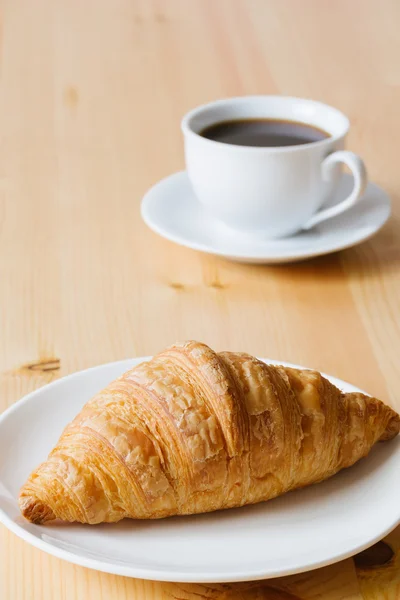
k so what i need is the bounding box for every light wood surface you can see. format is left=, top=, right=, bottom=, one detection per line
left=1, top=0, right=400, bottom=598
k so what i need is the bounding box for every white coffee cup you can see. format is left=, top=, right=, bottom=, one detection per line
left=181, top=96, right=367, bottom=239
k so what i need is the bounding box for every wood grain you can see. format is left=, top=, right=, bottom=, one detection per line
left=1, top=0, right=400, bottom=597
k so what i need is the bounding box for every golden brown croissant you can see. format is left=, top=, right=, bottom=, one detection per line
left=19, top=341, right=400, bottom=525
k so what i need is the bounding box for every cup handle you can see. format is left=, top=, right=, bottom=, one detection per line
left=302, top=150, right=368, bottom=230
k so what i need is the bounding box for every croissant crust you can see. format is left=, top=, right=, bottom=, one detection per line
left=19, top=341, right=400, bottom=524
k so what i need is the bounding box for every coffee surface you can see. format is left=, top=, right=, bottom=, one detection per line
left=200, top=118, right=329, bottom=147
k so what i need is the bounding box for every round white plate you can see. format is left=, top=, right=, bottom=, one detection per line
left=141, top=171, right=391, bottom=264
left=0, top=358, right=399, bottom=583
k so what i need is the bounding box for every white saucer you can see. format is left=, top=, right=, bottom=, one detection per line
left=0, top=357, right=399, bottom=582
left=141, top=172, right=391, bottom=264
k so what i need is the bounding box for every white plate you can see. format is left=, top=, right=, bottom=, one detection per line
left=0, top=358, right=399, bottom=583
left=141, top=172, right=391, bottom=264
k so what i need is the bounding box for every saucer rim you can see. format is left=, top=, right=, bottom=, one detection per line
left=141, top=171, right=391, bottom=264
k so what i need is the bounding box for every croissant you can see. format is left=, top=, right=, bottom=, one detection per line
left=19, top=341, right=400, bottom=525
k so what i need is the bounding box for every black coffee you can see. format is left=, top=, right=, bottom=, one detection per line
left=200, top=118, right=329, bottom=147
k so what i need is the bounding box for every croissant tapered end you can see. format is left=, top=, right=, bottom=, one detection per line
left=380, top=409, right=400, bottom=441
left=19, top=494, right=55, bottom=525
left=19, top=450, right=131, bottom=525
left=344, top=391, right=400, bottom=442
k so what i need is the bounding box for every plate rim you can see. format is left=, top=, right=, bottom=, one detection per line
left=1, top=356, right=399, bottom=583
left=141, top=170, right=391, bottom=264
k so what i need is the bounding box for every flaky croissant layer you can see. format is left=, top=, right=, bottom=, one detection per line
left=20, top=341, right=400, bottom=524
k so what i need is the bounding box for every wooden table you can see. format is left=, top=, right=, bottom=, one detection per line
left=1, top=0, right=400, bottom=597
